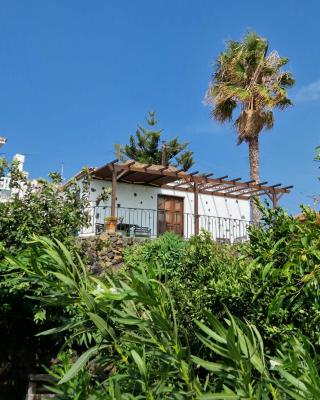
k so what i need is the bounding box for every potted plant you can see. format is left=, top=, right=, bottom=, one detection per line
left=105, top=216, right=118, bottom=233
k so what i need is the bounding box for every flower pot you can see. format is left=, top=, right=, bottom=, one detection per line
left=105, top=217, right=117, bottom=233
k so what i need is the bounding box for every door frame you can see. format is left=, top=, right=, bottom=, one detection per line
left=157, top=194, right=184, bottom=237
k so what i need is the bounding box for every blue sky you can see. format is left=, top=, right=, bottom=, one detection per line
left=0, top=0, right=319, bottom=214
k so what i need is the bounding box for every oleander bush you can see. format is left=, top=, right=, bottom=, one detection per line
left=1, top=202, right=320, bottom=398
left=0, top=158, right=94, bottom=398
left=3, top=230, right=320, bottom=399
left=126, top=206, right=320, bottom=355
left=123, top=231, right=187, bottom=279
left=168, top=232, right=250, bottom=335
left=246, top=205, right=320, bottom=350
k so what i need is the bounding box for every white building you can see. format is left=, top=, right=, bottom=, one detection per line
left=0, top=154, right=28, bottom=202
left=72, top=160, right=292, bottom=242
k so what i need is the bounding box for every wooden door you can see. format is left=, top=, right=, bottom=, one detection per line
left=157, top=195, right=184, bottom=236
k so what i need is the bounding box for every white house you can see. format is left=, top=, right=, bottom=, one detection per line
left=72, top=159, right=292, bottom=242
left=0, top=153, right=29, bottom=202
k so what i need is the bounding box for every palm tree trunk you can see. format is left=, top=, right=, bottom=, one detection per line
left=248, top=136, right=261, bottom=225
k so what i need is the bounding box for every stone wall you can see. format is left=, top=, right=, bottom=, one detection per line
left=80, top=233, right=143, bottom=275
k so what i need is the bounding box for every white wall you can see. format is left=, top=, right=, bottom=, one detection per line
left=80, top=178, right=251, bottom=240
left=86, top=179, right=250, bottom=218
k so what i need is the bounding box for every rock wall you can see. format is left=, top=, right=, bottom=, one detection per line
left=80, top=233, right=139, bottom=275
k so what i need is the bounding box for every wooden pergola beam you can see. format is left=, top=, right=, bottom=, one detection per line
left=272, top=191, right=278, bottom=208
left=104, top=162, right=291, bottom=193
left=234, top=181, right=269, bottom=197
left=116, top=161, right=136, bottom=180
left=101, top=162, right=186, bottom=180
left=145, top=175, right=168, bottom=185
left=161, top=184, right=249, bottom=200
left=93, top=161, right=292, bottom=203
left=111, top=167, right=117, bottom=217
left=194, top=179, right=199, bottom=235
left=171, top=179, right=193, bottom=189
left=210, top=185, right=235, bottom=194
left=245, top=190, right=267, bottom=198
left=198, top=173, right=214, bottom=188
left=201, top=176, right=229, bottom=190
left=221, top=180, right=256, bottom=195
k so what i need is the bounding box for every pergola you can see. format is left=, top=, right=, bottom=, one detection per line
left=92, top=159, right=293, bottom=234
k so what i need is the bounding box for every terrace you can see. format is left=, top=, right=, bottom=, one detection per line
left=80, top=160, right=293, bottom=242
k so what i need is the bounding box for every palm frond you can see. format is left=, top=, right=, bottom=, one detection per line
left=211, top=99, right=237, bottom=123
left=206, top=31, right=294, bottom=141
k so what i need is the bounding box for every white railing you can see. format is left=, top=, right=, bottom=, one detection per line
left=80, top=205, right=251, bottom=243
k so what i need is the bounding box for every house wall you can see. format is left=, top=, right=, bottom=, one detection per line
left=80, top=178, right=251, bottom=241
left=87, top=179, right=250, bottom=218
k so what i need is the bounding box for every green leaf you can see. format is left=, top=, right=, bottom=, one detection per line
left=36, top=320, right=85, bottom=336
left=262, top=261, right=274, bottom=281
left=51, top=272, right=77, bottom=288
left=88, top=312, right=115, bottom=338
left=131, top=350, right=147, bottom=379
left=58, top=345, right=106, bottom=384
left=191, top=356, right=230, bottom=372
left=199, top=393, right=239, bottom=399
left=195, top=319, right=227, bottom=344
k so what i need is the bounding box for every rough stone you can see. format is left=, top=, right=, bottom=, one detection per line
left=80, top=232, right=126, bottom=275
left=88, top=262, right=103, bottom=275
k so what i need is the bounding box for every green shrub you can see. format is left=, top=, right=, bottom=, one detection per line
left=0, top=160, right=93, bottom=255
left=5, top=236, right=320, bottom=399
left=168, top=232, right=252, bottom=350
left=124, top=208, right=320, bottom=357
left=246, top=205, right=320, bottom=349
left=44, top=351, right=105, bottom=400
left=124, top=231, right=187, bottom=279
left=0, top=159, right=95, bottom=398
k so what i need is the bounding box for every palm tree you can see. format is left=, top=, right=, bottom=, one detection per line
left=205, top=32, right=295, bottom=223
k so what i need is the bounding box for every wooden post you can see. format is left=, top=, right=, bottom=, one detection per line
left=272, top=191, right=278, bottom=209
left=111, top=167, right=117, bottom=217
left=194, top=179, right=199, bottom=235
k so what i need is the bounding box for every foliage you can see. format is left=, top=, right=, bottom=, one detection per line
left=4, top=236, right=200, bottom=398
left=123, top=231, right=187, bottom=279
left=44, top=351, right=105, bottom=400
left=193, top=312, right=320, bottom=399
left=315, top=146, right=320, bottom=163
left=0, top=158, right=92, bottom=254
left=1, top=156, right=320, bottom=398
left=169, top=232, right=251, bottom=345
left=205, top=31, right=295, bottom=144
left=205, top=31, right=295, bottom=222
left=116, top=111, right=194, bottom=171
left=126, top=208, right=320, bottom=356
left=245, top=205, right=320, bottom=348
left=4, top=235, right=320, bottom=399
left=0, top=158, right=98, bottom=399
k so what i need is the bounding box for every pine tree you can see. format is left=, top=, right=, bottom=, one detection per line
left=115, top=112, right=194, bottom=171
